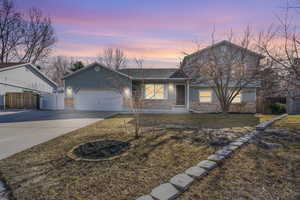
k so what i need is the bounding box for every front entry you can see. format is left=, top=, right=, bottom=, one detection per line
left=176, top=85, right=186, bottom=105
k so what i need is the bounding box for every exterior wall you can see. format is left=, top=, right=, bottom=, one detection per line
left=0, top=66, right=55, bottom=94
left=182, top=43, right=261, bottom=80
left=0, top=66, right=55, bottom=108
left=64, top=64, right=132, bottom=110
left=133, top=81, right=186, bottom=110
left=189, top=87, right=257, bottom=113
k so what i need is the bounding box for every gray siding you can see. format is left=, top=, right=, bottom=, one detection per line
left=64, top=64, right=132, bottom=93
left=287, top=97, right=300, bottom=114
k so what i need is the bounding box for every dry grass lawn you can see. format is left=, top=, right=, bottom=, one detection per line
left=181, top=115, right=300, bottom=200
left=0, top=114, right=259, bottom=200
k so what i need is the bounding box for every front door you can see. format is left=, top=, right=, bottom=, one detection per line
left=176, top=85, right=186, bottom=105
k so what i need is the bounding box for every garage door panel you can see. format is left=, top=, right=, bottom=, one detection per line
left=74, top=90, right=123, bottom=111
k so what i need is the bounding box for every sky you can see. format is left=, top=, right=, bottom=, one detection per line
left=14, top=0, right=298, bottom=68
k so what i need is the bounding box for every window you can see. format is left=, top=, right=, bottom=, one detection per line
left=199, top=90, right=212, bottom=103
left=232, top=92, right=242, bottom=103
left=144, top=84, right=165, bottom=99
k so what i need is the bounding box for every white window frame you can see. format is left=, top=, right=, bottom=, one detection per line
left=199, top=90, right=212, bottom=103
left=232, top=91, right=242, bottom=103
left=144, top=84, right=166, bottom=100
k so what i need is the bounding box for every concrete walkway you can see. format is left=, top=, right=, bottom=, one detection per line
left=0, top=110, right=115, bottom=160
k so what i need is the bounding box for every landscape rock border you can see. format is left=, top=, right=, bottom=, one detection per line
left=136, top=114, right=288, bottom=200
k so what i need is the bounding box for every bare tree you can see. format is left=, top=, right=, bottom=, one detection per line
left=0, top=0, right=23, bottom=63
left=18, top=8, right=56, bottom=63
left=0, top=0, right=56, bottom=64
left=130, top=58, right=145, bottom=138
left=98, top=48, right=127, bottom=70
left=182, top=28, right=263, bottom=113
left=257, top=4, right=300, bottom=99
left=46, top=56, right=71, bottom=87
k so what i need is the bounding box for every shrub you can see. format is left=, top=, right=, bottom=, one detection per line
left=270, top=103, right=286, bottom=114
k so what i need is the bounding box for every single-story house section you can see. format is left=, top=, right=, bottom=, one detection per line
left=0, top=63, right=57, bottom=109
left=63, top=41, right=262, bottom=113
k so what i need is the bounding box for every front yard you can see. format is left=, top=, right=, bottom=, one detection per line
left=0, top=114, right=259, bottom=200
left=181, top=114, right=300, bottom=200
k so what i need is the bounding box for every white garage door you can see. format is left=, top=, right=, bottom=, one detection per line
left=74, top=90, right=123, bottom=111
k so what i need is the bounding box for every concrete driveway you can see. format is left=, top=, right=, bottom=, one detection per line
left=0, top=110, right=115, bottom=160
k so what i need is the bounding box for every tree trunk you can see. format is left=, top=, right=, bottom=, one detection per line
left=220, top=102, right=230, bottom=114
left=134, top=114, right=140, bottom=139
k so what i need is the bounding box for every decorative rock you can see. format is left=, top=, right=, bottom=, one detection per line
left=224, top=145, right=239, bottom=151
left=215, top=149, right=232, bottom=157
left=185, top=166, right=207, bottom=178
left=236, top=138, right=248, bottom=143
left=151, top=183, right=178, bottom=200
left=230, top=141, right=244, bottom=146
left=207, top=154, right=225, bottom=162
left=197, top=160, right=217, bottom=170
left=169, top=173, right=194, bottom=191
left=136, top=195, right=154, bottom=200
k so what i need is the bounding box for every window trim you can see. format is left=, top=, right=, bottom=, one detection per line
left=144, top=84, right=166, bottom=100
left=199, top=90, right=212, bottom=103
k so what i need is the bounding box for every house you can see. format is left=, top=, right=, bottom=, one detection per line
left=63, top=40, right=263, bottom=113
left=287, top=78, right=300, bottom=114
left=0, top=63, right=57, bottom=109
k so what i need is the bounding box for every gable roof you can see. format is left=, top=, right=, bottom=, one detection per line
left=118, top=68, right=188, bottom=79
left=64, top=62, right=188, bottom=80
left=63, top=62, right=132, bottom=79
left=183, top=40, right=264, bottom=63
left=0, top=63, right=57, bottom=88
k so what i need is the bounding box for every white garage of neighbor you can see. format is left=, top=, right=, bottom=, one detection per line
left=74, top=89, right=123, bottom=111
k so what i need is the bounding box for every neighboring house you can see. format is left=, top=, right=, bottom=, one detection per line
left=0, top=63, right=57, bottom=109
left=63, top=40, right=263, bottom=113
left=287, top=78, right=300, bottom=114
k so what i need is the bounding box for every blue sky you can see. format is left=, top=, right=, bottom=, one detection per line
left=14, top=0, right=297, bottom=67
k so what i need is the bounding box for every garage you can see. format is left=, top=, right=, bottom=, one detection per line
left=74, top=90, right=123, bottom=111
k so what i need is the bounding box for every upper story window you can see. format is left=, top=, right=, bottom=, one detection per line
left=144, top=84, right=165, bottom=99
left=232, top=92, right=242, bottom=103
left=199, top=90, right=212, bottom=103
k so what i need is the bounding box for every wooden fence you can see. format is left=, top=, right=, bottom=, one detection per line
left=5, top=92, right=39, bottom=109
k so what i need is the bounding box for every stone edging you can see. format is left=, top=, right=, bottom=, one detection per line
left=136, top=114, right=288, bottom=200
left=256, top=114, right=288, bottom=131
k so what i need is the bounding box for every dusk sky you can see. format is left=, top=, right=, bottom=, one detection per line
left=14, top=0, right=297, bottom=67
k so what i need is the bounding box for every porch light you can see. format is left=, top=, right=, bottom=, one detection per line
left=169, top=83, right=174, bottom=91
left=124, top=88, right=131, bottom=97
left=66, top=87, right=73, bottom=97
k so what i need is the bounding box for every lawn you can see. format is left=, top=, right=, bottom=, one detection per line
left=181, top=114, right=300, bottom=200
left=0, top=114, right=259, bottom=200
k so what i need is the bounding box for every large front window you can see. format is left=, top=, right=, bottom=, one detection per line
left=144, top=84, right=165, bottom=99
left=199, top=90, right=212, bottom=103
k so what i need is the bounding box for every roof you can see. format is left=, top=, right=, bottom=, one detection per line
left=118, top=68, right=188, bottom=79
left=63, top=62, right=189, bottom=80
left=183, top=40, right=264, bottom=63
left=0, top=62, right=57, bottom=88
left=63, top=62, right=132, bottom=79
